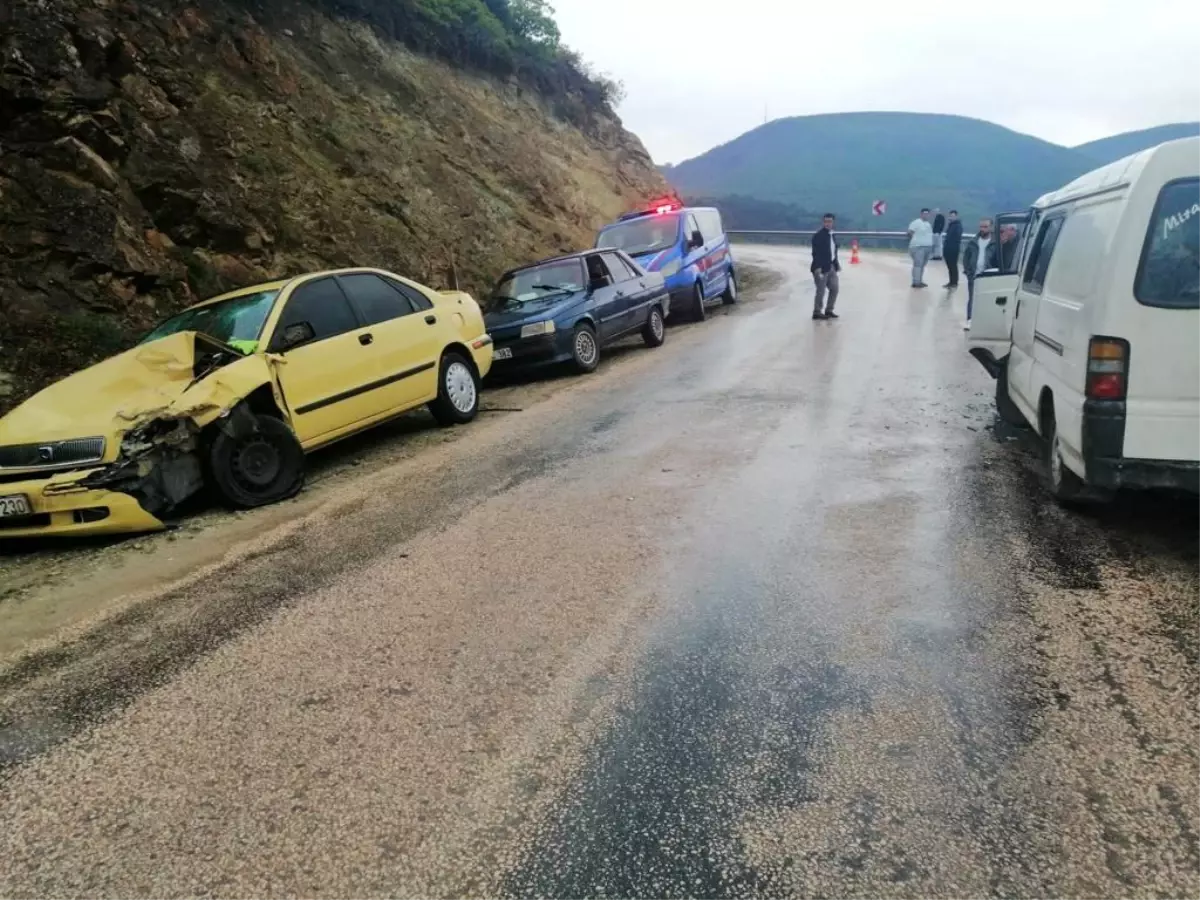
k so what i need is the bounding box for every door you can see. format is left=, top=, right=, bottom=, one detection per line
left=584, top=253, right=623, bottom=341
left=1123, top=176, right=1200, bottom=461
left=700, top=209, right=729, bottom=297
left=601, top=251, right=644, bottom=335
left=683, top=212, right=710, bottom=297
left=968, top=211, right=1032, bottom=373
left=268, top=276, right=375, bottom=446
left=338, top=272, right=442, bottom=411
left=1010, top=212, right=1067, bottom=412
left=966, top=274, right=1018, bottom=368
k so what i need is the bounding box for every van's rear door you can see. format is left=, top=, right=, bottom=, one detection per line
left=1121, top=176, right=1200, bottom=462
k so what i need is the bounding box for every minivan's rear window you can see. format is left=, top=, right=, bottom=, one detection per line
left=1135, top=177, right=1200, bottom=309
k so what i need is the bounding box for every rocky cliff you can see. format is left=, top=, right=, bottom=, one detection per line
left=0, top=0, right=665, bottom=411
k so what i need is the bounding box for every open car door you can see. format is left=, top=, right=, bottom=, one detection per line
left=967, top=209, right=1033, bottom=377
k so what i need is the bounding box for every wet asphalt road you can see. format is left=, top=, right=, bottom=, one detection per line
left=1, top=248, right=1197, bottom=898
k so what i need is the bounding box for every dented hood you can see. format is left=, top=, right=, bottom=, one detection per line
left=0, top=332, right=272, bottom=450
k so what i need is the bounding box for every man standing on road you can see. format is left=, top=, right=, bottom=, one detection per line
left=960, top=217, right=992, bottom=328
left=810, top=212, right=841, bottom=319
left=942, top=210, right=963, bottom=288
left=907, top=208, right=934, bottom=288
left=932, top=209, right=946, bottom=260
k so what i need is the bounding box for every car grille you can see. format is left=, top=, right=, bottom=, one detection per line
left=0, top=437, right=106, bottom=470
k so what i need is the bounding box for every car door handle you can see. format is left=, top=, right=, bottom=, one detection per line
left=359, top=333, right=374, bottom=346
left=996, top=296, right=1007, bottom=306
left=424, top=314, right=437, bottom=325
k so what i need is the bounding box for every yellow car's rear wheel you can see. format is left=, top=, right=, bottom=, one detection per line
left=429, top=351, right=480, bottom=426
left=209, top=413, right=305, bottom=508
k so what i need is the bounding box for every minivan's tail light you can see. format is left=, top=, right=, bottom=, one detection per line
left=1086, top=337, right=1129, bottom=400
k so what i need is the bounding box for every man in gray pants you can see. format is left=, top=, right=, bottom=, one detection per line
left=810, top=213, right=841, bottom=319
left=906, top=207, right=934, bottom=288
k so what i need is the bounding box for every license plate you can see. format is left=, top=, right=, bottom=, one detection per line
left=0, top=494, right=32, bottom=518
left=493, top=346, right=513, bottom=360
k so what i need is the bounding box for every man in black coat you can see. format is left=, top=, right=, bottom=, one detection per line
left=942, top=210, right=963, bottom=288
left=810, top=213, right=841, bottom=319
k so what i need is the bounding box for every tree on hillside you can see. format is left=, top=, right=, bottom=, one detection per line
left=509, top=0, right=560, bottom=46
left=309, top=0, right=611, bottom=118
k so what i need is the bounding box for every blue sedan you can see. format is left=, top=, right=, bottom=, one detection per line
left=484, top=249, right=669, bottom=375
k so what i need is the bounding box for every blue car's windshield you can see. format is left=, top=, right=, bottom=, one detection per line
left=492, top=260, right=585, bottom=308
left=597, top=214, right=680, bottom=255
left=142, top=290, right=279, bottom=350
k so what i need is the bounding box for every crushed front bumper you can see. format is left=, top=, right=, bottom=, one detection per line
left=0, top=468, right=165, bottom=538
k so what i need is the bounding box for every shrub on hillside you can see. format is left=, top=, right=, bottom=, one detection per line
left=317, top=0, right=615, bottom=119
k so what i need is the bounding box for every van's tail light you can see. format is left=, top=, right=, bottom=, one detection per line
left=1086, top=337, right=1129, bottom=400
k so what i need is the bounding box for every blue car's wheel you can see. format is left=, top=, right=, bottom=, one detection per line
left=642, top=305, right=665, bottom=348
left=692, top=282, right=707, bottom=322
left=571, top=322, right=600, bottom=374
left=722, top=269, right=738, bottom=305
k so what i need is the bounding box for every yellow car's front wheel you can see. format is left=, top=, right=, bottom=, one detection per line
left=209, top=413, right=306, bottom=508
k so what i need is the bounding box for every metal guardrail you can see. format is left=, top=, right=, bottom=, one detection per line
left=727, top=230, right=910, bottom=238
left=724, top=230, right=912, bottom=248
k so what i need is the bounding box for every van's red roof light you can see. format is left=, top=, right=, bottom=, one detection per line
left=654, top=204, right=675, bottom=214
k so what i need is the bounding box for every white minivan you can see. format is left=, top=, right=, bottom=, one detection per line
left=968, top=137, right=1199, bottom=502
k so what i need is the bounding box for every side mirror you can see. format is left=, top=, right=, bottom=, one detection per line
left=689, top=230, right=704, bottom=250
left=279, top=321, right=315, bottom=350
left=588, top=278, right=607, bottom=292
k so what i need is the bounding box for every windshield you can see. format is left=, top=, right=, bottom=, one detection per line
left=597, top=214, right=680, bottom=255
left=492, top=260, right=586, bottom=308
left=141, top=290, right=279, bottom=349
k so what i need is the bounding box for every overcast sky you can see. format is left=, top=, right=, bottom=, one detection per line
left=552, top=0, right=1200, bottom=164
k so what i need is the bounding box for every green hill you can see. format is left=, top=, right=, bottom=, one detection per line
left=1073, top=123, right=1199, bottom=165
left=664, top=112, right=1192, bottom=229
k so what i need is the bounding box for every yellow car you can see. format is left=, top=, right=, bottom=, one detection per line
left=0, top=268, right=494, bottom=538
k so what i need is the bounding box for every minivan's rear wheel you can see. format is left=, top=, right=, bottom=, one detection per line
left=1042, top=408, right=1089, bottom=503
left=692, top=283, right=707, bottom=322
left=209, top=414, right=305, bottom=509
left=722, top=270, right=738, bottom=305
left=995, top=364, right=1027, bottom=427
left=642, top=305, right=666, bottom=348
left=571, top=322, right=600, bottom=373
left=429, top=351, right=480, bottom=425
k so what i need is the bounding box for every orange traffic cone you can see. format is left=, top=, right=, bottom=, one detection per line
left=850, top=239, right=861, bottom=265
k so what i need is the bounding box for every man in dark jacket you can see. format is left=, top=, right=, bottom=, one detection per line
left=932, top=209, right=946, bottom=259
left=810, top=213, right=841, bottom=320
left=942, top=210, right=963, bottom=288
left=961, top=218, right=993, bottom=327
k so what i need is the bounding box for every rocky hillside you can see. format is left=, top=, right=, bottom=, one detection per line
left=0, top=0, right=664, bottom=412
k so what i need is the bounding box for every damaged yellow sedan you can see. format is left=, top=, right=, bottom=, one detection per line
left=0, top=268, right=494, bottom=538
